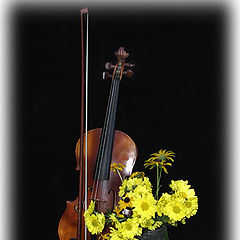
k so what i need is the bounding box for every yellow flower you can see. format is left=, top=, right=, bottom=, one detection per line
left=98, top=233, right=110, bottom=240
left=132, top=192, right=157, bottom=220
left=153, top=221, right=163, bottom=229
left=113, top=205, right=124, bottom=218
left=163, top=198, right=186, bottom=222
left=181, top=218, right=186, bottom=224
left=109, top=227, right=124, bottom=240
left=140, top=218, right=154, bottom=229
left=142, top=177, right=152, bottom=191
left=119, top=177, right=143, bottom=197
left=141, top=218, right=163, bottom=230
left=119, top=176, right=153, bottom=198
left=128, top=185, right=151, bottom=199
left=85, top=212, right=105, bottom=235
left=184, top=196, right=198, bottom=218
left=144, top=149, right=175, bottom=173
left=157, top=193, right=172, bottom=217
left=129, top=172, right=145, bottom=179
left=109, top=213, right=119, bottom=223
left=110, top=163, right=126, bottom=173
left=84, top=200, right=95, bottom=217
left=118, top=196, right=133, bottom=209
left=169, top=180, right=195, bottom=199
left=119, top=218, right=142, bottom=239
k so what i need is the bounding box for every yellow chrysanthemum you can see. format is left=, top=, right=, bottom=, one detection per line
left=132, top=193, right=157, bottom=220
left=119, top=218, right=142, bottom=239
left=84, top=200, right=95, bottom=217
left=141, top=218, right=162, bottom=230
left=111, top=163, right=126, bottom=173
left=119, top=180, right=128, bottom=197
left=169, top=180, right=195, bottom=199
left=109, top=227, right=124, bottom=240
left=141, top=218, right=163, bottom=230
left=119, top=177, right=143, bottom=197
left=184, top=196, right=198, bottom=218
left=142, top=177, right=152, bottom=191
left=163, top=198, right=186, bottom=222
left=109, top=213, right=121, bottom=227
left=144, top=149, right=175, bottom=173
left=140, top=218, right=154, bottom=229
left=128, top=185, right=151, bottom=199
left=181, top=218, right=186, bottom=224
left=153, top=221, right=163, bottom=229
left=157, top=193, right=172, bottom=217
left=85, top=212, right=105, bottom=235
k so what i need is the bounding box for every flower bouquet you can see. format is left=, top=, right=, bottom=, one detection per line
left=84, top=149, right=198, bottom=240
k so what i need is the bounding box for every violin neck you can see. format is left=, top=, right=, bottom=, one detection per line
left=94, top=65, right=122, bottom=180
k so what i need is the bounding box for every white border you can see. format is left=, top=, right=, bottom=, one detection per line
left=0, top=1, right=239, bottom=240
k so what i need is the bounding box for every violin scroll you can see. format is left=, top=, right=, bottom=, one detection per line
left=103, top=47, right=135, bottom=81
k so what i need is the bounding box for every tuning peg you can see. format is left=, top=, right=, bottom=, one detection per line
left=123, top=70, right=134, bottom=78
left=124, top=63, right=135, bottom=68
left=105, top=62, right=115, bottom=70
left=103, top=71, right=112, bottom=80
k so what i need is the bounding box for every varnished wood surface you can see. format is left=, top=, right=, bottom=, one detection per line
left=58, top=128, right=137, bottom=240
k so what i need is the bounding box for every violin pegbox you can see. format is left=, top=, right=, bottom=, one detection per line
left=103, top=47, right=135, bottom=80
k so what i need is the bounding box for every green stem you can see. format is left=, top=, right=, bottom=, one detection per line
left=156, top=166, right=159, bottom=199
left=163, top=225, right=169, bottom=240
left=159, top=167, right=162, bottom=189
left=116, top=169, right=123, bottom=183
left=155, top=166, right=163, bottom=200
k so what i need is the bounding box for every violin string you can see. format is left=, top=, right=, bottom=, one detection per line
left=94, top=80, right=118, bottom=201
left=92, top=71, right=118, bottom=199
left=93, top=68, right=120, bottom=200
left=84, top=11, right=89, bottom=240
left=92, top=76, right=117, bottom=200
left=94, top=71, right=118, bottom=180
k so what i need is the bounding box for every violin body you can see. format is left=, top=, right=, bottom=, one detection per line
left=58, top=128, right=137, bottom=240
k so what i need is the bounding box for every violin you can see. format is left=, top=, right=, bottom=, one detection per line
left=58, top=9, right=137, bottom=240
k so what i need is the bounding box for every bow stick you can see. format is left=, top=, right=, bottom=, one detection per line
left=77, top=7, right=89, bottom=240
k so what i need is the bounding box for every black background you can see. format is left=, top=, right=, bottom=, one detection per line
left=13, top=4, right=225, bottom=240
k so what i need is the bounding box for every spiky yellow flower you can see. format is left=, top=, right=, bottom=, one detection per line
left=111, top=163, right=126, bottom=173
left=98, top=233, right=110, bottom=240
left=85, top=212, right=105, bottom=235
left=132, top=192, right=157, bottom=220
left=129, top=172, right=145, bottom=179
left=144, top=149, right=175, bottom=173
left=113, top=205, right=124, bottom=218
left=169, top=180, right=195, bottom=199
left=119, top=218, right=142, bottom=239
left=163, top=198, right=186, bottom=222
left=84, top=200, right=95, bottom=217
left=184, top=196, right=198, bottom=218
left=118, top=196, right=133, bottom=209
